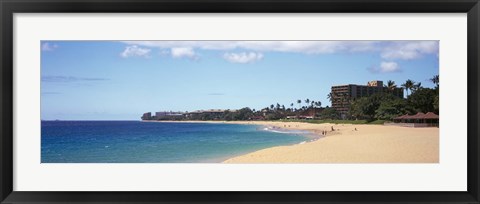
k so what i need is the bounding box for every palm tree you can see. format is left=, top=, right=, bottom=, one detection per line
left=327, top=92, right=333, bottom=103
left=270, top=104, right=274, bottom=110
left=401, top=79, right=415, bottom=97
left=297, top=99, right=302, bottom=109
left=430, top=75, right=439, bottom=87
left=316, top=101, right=322, bottom=108
left=311, top=100, right=315, bottom=108
left=412, top=82, right=422, bottom=93
left=305, top=99, right=310, bottom=109
left=290, top=103, right=294, bottom=111
left=386, top=80, right=397, bottom=93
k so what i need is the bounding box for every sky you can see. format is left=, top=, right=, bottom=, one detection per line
left=41, top=41, right=439, bottom=120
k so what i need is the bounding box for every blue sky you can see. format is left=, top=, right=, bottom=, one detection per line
left=41, top=41, right=439, bottom=120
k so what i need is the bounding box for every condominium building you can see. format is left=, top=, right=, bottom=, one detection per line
left=141, top=112, right=152, bottom=120
left=331, top=80, right=403, bottom=117
left=155, top=111, right=185, bottom=120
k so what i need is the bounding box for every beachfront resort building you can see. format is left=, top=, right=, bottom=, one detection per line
left=141, top=109, right=239, bottom=121
left=154, top=111, right=185, bottom=120
left=331, top=80, right=403, bottom=118
left=141, top=112, right=152, bottom=120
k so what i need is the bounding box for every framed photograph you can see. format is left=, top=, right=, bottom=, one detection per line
left=1, top=0, right=479, bottom=203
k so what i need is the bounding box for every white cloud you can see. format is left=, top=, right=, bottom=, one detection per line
left=369, top=61, right=401, bottom=73
left=122, top=41, right=438, bottom=59
left=123, top=41, right=237, bottom=51
left=380, top=61, right=400, bottom=72
left=171, top=47, right=198, bottom=59
left=223, top=52, right=263, bottom=63
left=120, top=45, right=151, bottom=58
left=380, top=41, right=438, bottom=60
left=120, top=41, right=438, bottom=68
left=41, top=42, right=58, bottom=51
left=122, top=41, right=381, bottom=55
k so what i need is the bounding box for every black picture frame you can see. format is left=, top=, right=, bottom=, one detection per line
left=1, top=0, right=479, bottom=203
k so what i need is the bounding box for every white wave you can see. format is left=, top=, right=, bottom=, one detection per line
left=264, top=129, right=294, bottom=134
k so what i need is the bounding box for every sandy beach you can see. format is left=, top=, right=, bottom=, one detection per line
left=218, top=121, right=439, bottom=163
left=225, top=121, right=438, bottom=163
left=150, top=120, right=439, bottom=163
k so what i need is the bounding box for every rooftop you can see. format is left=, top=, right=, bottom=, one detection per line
left=394, top=112, right=439, bottom=120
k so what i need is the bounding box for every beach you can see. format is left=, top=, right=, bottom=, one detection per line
left=147, top=120, right=439, bottom=163
left=219, top=121, right=438, bottom=163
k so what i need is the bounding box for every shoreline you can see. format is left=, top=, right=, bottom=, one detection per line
left=145, top=119, right=328, bottom=145
left=143, top=119, right=337, bottom=138
left=143, top=120, right=337, bottom=132
left=145, top=120, right=439, bottom=163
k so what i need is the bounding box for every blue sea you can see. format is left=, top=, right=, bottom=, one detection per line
left=41, top=121, right=317, bottom=163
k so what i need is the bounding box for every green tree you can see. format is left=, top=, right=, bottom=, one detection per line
left=234, top=107, right=254, bottom=120
left=402, top=79, right=415, bottom=97
left=319, top=107, right=339, bottom=119
left=411, top=82, right=422, bottom=93
left=223, top=110, right=235, bottom=121
left=327, top=92, right=333, bottom=104
left=385, top=80, right=397, bottom=93
left=433, top=95, right=439, bottom=114
left=349, top=96, right=377, bottom=120
left=430, top=75, right=439, bottom=88
left=407, top=88, right=436, bottom=113
left=375, top=98, right=407, bottom=120
left=350, top=93, right=403, bottom=121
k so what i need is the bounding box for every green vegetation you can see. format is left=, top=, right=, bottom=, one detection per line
left=318, top=107, right=339, bottom=120
left=401, top=79, right=415, bottom=97
left=348, top=76, right=439, bottom=121
left=281, top=119, right=387, bottom=125
left=145, top=75, right=439, bottom=124
left=350, top=93, right=407, bottom=121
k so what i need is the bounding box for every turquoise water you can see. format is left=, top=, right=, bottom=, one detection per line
left=41, top=121, right=316, bottom=163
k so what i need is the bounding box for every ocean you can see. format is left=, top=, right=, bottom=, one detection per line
left=41, top=121, right=317, bottom=163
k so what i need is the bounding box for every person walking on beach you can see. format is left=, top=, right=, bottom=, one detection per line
left=331, top=126, right=334, bottom=131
